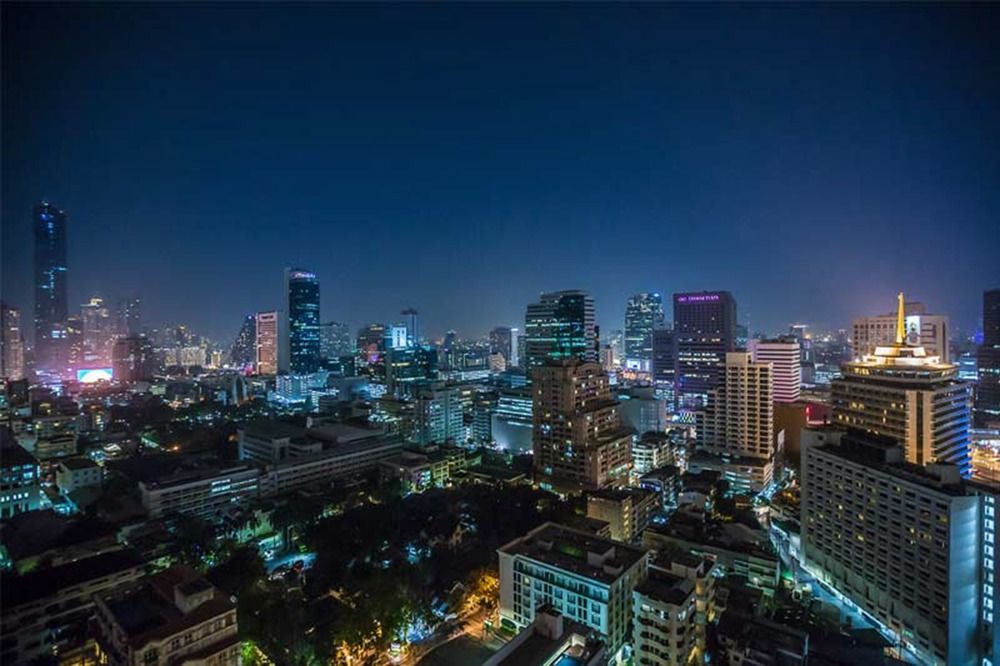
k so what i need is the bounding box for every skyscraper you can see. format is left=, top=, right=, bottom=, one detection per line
left=673, top=291, right=737, bottom=408
left=112, top=336, right=156, bottom=383
left=285, top=268, right=320, bottom=373
left=319, top=321, right=353, bottom=360
left=116, top=297, right=141, bottom=337
left=696, top=351, right=775, bottom=491
left=401, top=308, right=419, bottom=347
left=624, top=292, right=665, bottom=372
left=33, top=202, right=69, bottom=374
left=749, top=337, right=801, bottom=403
left=532, top=359, right=632, bottom=493
left=651, top=327, right=675, bottom=387
left=976, top=289, right=1000, bottom=427
left=1, top=303, right=26, bottom=381
left=524, top=290, right=596, bottom=373
left=832, top=294, right=971, bottom=476
left=489, top=326, right=513, bottom=364
left=230, top=314, right=257, bottom=370
left=255, top=311, right=286, bottom=375
left=357, top=323, right=386, bottom=365
left=80, top=297, right=113, bottom=367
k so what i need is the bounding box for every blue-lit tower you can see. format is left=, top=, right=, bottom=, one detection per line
left=285, top=268, right=320, bottom=374
left=33, top=202, right=69, bottom=374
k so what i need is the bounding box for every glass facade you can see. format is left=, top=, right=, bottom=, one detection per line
left=285, top=268, right=320, bottom=373
left=33, top=202, right=69, bottom=374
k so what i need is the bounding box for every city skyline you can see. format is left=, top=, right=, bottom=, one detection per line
left=3, top=4, right=998, bottom=342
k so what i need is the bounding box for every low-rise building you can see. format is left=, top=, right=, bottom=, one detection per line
left=94, top=566, right=239, bottom=666
left=56, top=457, right=103, bottom=494
left=0, top=549, right=147, bottom=664
left=378, top=445, right=470, bottom=493
left=139, top=464, right=261, bottom=520
left=639, top=466, right=682, bottom=514
left=484, top=605, right=606, bottom=666
left=1, top=443, right=42, bottom=518
left=498, top=522, right=648, bottom=661
left=586, top=487, right=659, bottom=543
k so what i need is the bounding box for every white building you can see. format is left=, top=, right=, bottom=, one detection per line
left=586, top=487, right=659, bottom=544
left=56, top=457, right=103, bottom=494
left=413, top=384, right=465, bottom=446
left=749, top=337, right=801, bottom=403
left=498, top=522, right=648, bottom=662
left=801, top=430, right=997, bottom=665
left=139, top=464, right=261, bottom=520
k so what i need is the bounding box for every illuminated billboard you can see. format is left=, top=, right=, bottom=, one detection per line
left=77, top=368, right=114, bottom=383
left=905, top=315, right=921, bottom=346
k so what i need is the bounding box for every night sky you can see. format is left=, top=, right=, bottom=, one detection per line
left=3, top=3, right=998, bottom=343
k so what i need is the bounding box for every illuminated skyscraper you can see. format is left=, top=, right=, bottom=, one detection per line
left=255, top=310, right=286, bottom=375
left=524, top=290, right=596, bottom=373
left=401, top=308, right=419, bottom=346
left=976, top=289, right=1000, bottom=428
left=1, top=303, right=26, bottom=381
left=832, top=294, right=971, bottom=476
left=112, top=336, right=156, bottom=383
left=285, top=268, right=320, bottom=373
left=33, top=202, right=69, bottom=374
left=80, top=297, right=113, bottom=367
left=673, top=291, right=737, bottom=408
left=624, top=292, right=665, bottom=372
left=230, top=314, right=256, bottom=370
left=749, top=337, right=801, bottom=403
left=532, top=359, right=632, bottom=493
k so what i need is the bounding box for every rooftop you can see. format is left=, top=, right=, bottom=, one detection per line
left=499, top=522, right=647, bottom=584
left=59, top=456, right=100, bottom=471
left=1, top=444, right=38, bottom=468
left=1, top=549, right=145, bottom=608
left=634, top=567, right=695, bottom=606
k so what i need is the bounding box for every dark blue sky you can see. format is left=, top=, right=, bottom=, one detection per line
left=3, top=3, right=998, bottom=343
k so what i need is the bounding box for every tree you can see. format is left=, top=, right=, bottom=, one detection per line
left=209, top=545, right=266, bottom=597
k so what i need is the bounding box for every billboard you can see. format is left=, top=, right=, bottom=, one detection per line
left=77, top=368, right=113, bottom=383
left=905, top=315, right=921, bottom=346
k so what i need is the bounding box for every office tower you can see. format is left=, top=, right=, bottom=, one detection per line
left=801, top=430, right=998, bottom=665
left=412, top=384, right=464, bottom=446
left=532, top=359, right=632, bottom=493
left=442, top=329, right=458, bottom=351
left=357, top=323, right=386, bottom=364
left=673, top=291, right=736, bottom=408
left=852, top=300, right=950, bottom=363
left=33, top=202, right=69, bottom=374
left=976, top=289, right=1000, bottom=427
left=524, top=290, right=596, bottom=372
left=116, top=296, right=141, bottom=337
left=255, top=311, right=285, bottom=375
left=491, top=388, right=533, bottom=453
left=651, top=327, right=675, bottom=386
left=401, top=307, right=419, bottom=346
left=388, top=324, right=409, bottom=350
left=112, top=336, right=156, bottom=383
left=489, top=326, right=514, bottom=363
left=624, top=292, right=665, bottom=372
left=80, top=296, right=113, bottom=367
left=697, top=351, right=775, bottom=491
left=230, top=314, right=256, bottom=369
left=319, top=321, right=352, bottom=359
left=509, top=327, right=521, bottom=368
left=385, top=345, right=437, bottom=395
left=617, top=386, right=667, bottom=435
left=498, top=522, right=649, bottom=661
left=749, top=337, right=801, bottom=403
left=285, top=268, right=320, bottom=373
left=632, top=554, right=717, bottom=666
left=833, top=294, right=971, bottom=476
left=1, top=303, right=26, bottom=381
left=64, top=314, right=83, bottom=371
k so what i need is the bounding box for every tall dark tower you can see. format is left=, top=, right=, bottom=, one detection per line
left=33, top=202, right=69, bottom=374
left=673, top=291, right=737, bottom=409
left=285, top=268, right=320, bottom=374
left=976, top=288, right=1000, bottom=428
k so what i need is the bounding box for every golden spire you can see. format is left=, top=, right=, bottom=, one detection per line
left=896, top=291, right=905, bottom=345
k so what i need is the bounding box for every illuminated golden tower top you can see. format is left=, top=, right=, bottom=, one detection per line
left=895, top=291, right=905, bottom=345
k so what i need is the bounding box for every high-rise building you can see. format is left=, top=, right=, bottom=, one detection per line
left=801, top=429, right=998, bottom=665
left=1, top=303, right=26, bottom=381
left=852, top=300, right=950, bottom=363
left=524, top=290, right=596, bottom=372
left=285, top=268, right=320, bottom=373
left=696, top=351, right=775, bottom=491
left=230, top=314, right=256, bottom=370
left=255, top=310, right=286, bottom=375
left=116, top=296, right=141, bottom=337
left=112, top=336, right=156, bottom=383
left=319, top=321, right=352, bottom=359
left=832, top=294, right=971, bottom=476
left=749, top=337, right=801, bottom=403
left=673, top=291, right=736, bottom=408
left=386, top=345, right=438, bottom=395
left=976, top=289, right=1000, bottom=427
left=651, top=327, right=675, bottom=387
left=491, top=388, right=533, bottom=453
left=412, top=384, right=464, bottom=446
left=357, top=323, right=386, bottom=364
left=80, top=296, right=113, bottom=367
left=532, top=359, right=632, bottom=493
left=624, top=292, right=665, bottom=372
left=33, top=202, right=69, bottom=374
left=498, top=522, right=649, bottom=661
left=489, top=326, right=514, bottom=364
left=401, top=307, right=419, bottom=346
